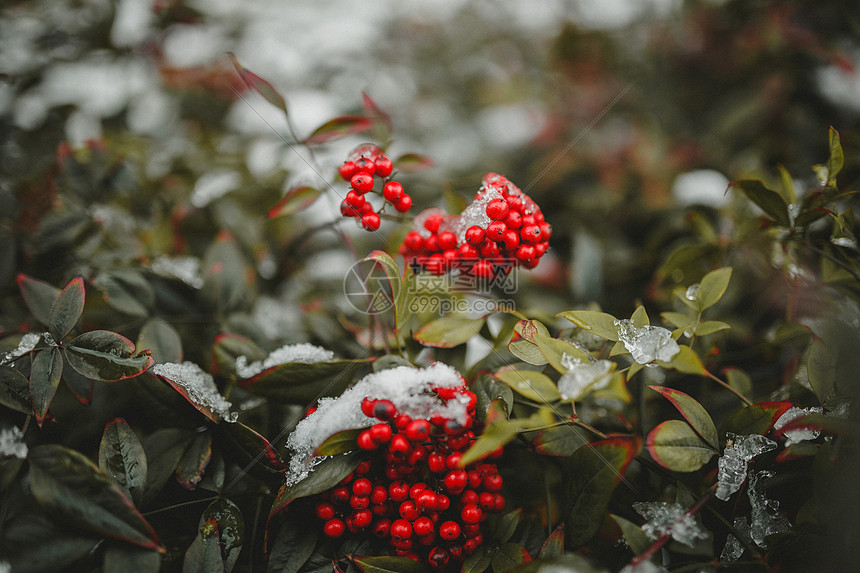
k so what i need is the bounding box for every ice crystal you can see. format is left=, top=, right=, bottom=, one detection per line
left=615, top=320, right=680, bottom=364
left=720, top=517, right=751, bottom=562
left=557, top=355, right=612, bottom=401
left=452, top=185, right=505, bottom=243
left=685, top=283, right=700, bottom=301
left=773, top=406, right=823, bottom=446
left=0, top=426, right=27, bottom=459
left=1, top=332, right=41, bottom=365
left=151, top=362, right=237, bottom=423
left=151, top=255, right=204, bottom=288
left=748, top=470, right=791, bottom=547
left=715, top=433, right=777, bottom=501
left=236, top=343, right=334, bottom=379
left=286, top=363, right=468, bottom=485
left=632, top=501, right=708, bottom=547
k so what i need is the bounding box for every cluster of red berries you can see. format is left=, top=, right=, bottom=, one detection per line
left=399, top=173, right=551, bottom=278
left=311, top=387, right=505, bottom=569
left=339, top=144, right=412, bottom=232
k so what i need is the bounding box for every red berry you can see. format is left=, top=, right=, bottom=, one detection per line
left=316, top=502, right=336, bottom=520
left=521, top=225, right=542, bottom=244
left=383, top=181, right=403, bottom=202
left=417, top=532, right=436, bottom=546
left=460, top=490, right=479, bottom=505
left=516, top=245, right=536, bottom=263
left=461, top=504, right=482, bottom=524
left=394, top=414, right=413, bottom=430
left=350, top=495, right=369, bottom=510
left=535, top=241, right=549, bottom=256
left=361, top=212, right=381, bottom=231
left=416, top=490, right=438, bottom=511
left=520, top=214, right=536, bottom=227
left=463, top=390, right=477, bottom=411
left=392, top=537, right=414, bottom=550
left=373, top=399, right=397, bottom=421
left=539, top=222, right=552, bottom=239
left=463, top=523, right=481, bottom=538
left=353, top=509, right=373, bottom=528
left=403, top=231, right=424, bottom=252
left=439, top=520, right=461, bottom=540
left=479, top=240, right=500, bottom=258
left=375, top=155, right=394, bottom=177
left=331, top=486, right=350, bottom=504
left=389, top=434, right=412, bottom=457
left=486, top=198, right=508, bottom=220
left=428, top=546, right=450, bottom=568
left=425, top=253, right=445, bottom=275
left=441, top=249, right=458, bottom=269
left=486, top=221, right=507, bottom=242
left=354, top=157, right=376, bottom=176
left=463, top=537, right=481, bottom=554
left=405, top=419, right=432, bottom=442
left=457, top=243, right=479, bottom=262
left=446, top=452, right=463, bottom=469
left=428, top=452, right=446, bottom=473
left=370, top=485, right=388, bottom=505
left=357, top=430, right=377, bottom=450
left=390, top=519, right=413, bottom=540
left=394, top=194, right=412, bottom=212
left=424, top=214, right=445, bottom=233
left=494, top=493, right=506, bottom=511
left=424, top=234, right=440, bottom=252
left=471, top=259, right=493, bottom=279
left=413, top=516, right=434, bottom=536
left=389, top=481, right=409, bottom=502
left=483, top=473, right=503, bottom=491
left=409, top=483, right=427, bottom=499
left=438, top=231, right=457, bottom=251
left=504, top=211, right=522, bottom=229
left=507, top=195, right=526, bottom=212
left=351, top=173, right=374, bottom=193
left=361, top=398, right=377, bottom=417
left=449, top=544, right=464, bottom=559
left=465, top=225, right=485, bottom=245
left=339, top=161, right=357, bottom=180
left=502, top=229, right=520, bottom=251
left=468, top=471, right=483, bottom=489
left=340, top=201, right=357, bottom=217
left=444, top=470, right=468, bottom=494
left=345, top=189, right=366, bottom=209
left=373, top=518, right=391, bottom=537
left=323, top=518, right=345, bottom=538
left=370, top=423, right=392, bottom=444
left=352, top=478, right=372, bottom=497
left=479, top=492, right=495, bottom=511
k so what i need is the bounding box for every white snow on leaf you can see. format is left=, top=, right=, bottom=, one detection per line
left=285, top=363, right=467, bottom=485
left=236, top=343, right=335, bottom=379
left=151, top=362, right=237, bottom=423
left=557, top=354, right=612, bottom=401
left=632, top=501, right=708, bottom=547
left=748, top=470, right=791, bottom=547
left=615, top=319, right=680, bottom=364
left=0, top=426, right=28, bottom=459
left=715, top=432, right=777, bottom=501
left=1, top=332, right=42, bottom=365
left=151, top=256, right=204, bottom=289
left=773, top=406, right=823, bottom=446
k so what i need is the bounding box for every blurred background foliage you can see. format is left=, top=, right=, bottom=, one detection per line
left=1, top=0, right=860, bottom=570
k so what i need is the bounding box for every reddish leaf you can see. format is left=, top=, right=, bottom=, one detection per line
left=393, top=152, right=435, bottom=173
left=361, top=91, right=392, bottom=133
left=721, top=401, right=793, bottom=437
left=267, top=186, right=322, bottom=219
left=48, top=276, right=85, bottom=341
left=228, top=53, right=288, bottom=115
left=303, top=115, right=373, bottom=145
left=646, top=420, right=717, bottom=472
left=775, top=412, right=857, bottom=438
left=538, top=523, right=565, bottom=559
left=648, top=386, right=718, bottom=449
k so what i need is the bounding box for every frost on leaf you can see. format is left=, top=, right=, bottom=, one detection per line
left=0, top=426, right=27, bottom=459
left=151, top=362, right=237, bottom=423
left=615, top=320, right=680, bottom=365
left=557, top=352, right=612, bottom=401
left=235, top=342, right=335, bottom=379
left=1, top=332, right=42, bottom=365
left=632, top=501, right=708, bottom=547
left=720, top=517, right=751, bottom=562
left=150, top=256, right=204, bottom=289
left=285, top=363, right=468, bottom=485
left=748, top=470, right=791, bottom=547
left=715, top=432, right=777, bottom=501
left=773, top=406, right=823, bottom=446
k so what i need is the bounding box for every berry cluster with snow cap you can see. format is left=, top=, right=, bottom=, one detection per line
left=339, top=144, right=412, bottom=231
left=286, top=363, right=506, bottom=569
left=399, top=173, right=551, bottom=278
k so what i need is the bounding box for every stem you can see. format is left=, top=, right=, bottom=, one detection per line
left=544, top=473, right=553, bottom=538
left=142, top=496, right=219, bottom=517
left=705, top=371, right=753, bottom=406
left=572, top=418, right=608, bottom=439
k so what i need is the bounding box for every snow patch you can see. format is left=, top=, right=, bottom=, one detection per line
left=0, top=427, right=27, bottom=459
left=152, top=362, right=237, bottom=423
left=557, top=353, right=612, bottom=401
left=773, top=406, right=823, bottom=446
left=632, top=501, right=708, bottom=547
left=1, top=333, right=42, bottom=365
left=236, top=343, right=335, bottom=379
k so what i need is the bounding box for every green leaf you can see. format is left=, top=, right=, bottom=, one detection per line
left=826, top=126, right=843, bottom=185
left=508, top=320, right=550, bottom=366
left=733, top=180, right=791, bottom=227
left=414, top=315, right=485, bottom=348
left=183, top=519, right=225, bottom=573
left=48, top=276, right=85, bottom=341
left=495, top=369, right=561, bottom=403
left=494, top=509, right=523, bottom=544
left=176, top=432, right=213, bottom=490
left=266, top=518, right=317, bottom=573
left=28, top=444, right=164, bottom=551
left=65, top=330, right=154, bottom=381
left=672, top=286, right=700, bottom=312
left=630, top=305, right=649, bottom=328
left=610, top=514, right=650, bottom=555
left=269, top=451, right=364, bottom=519
left=137, top=317, right=183, bottom=364
left=199, top=498, right=244, bottom=573
left=0, top=365, right=33, bottom=414
left=393, top=152, right=435, bottom=174
left=537, top=523, right=565, bottom=559
left=777, top=164, right=797, bottom=204
left=661, top=311, right=692, bottom=329
left=99, top=418, right=148, bottom=505
left=492, top=542, right=531, bottom=572
left=532, top=425, right=590, bottom=457
left=556, top=310, right=620, bottom=341
left=104, top=544, right=161, bottom=573
left=2, top=512, right=100, bottom=573
left=697, top=267, right=732, bottom=311
left=30, top=347, right=63, bottom=426
left=215, top=421, right=286, bottom=480
left=562, top=436, right=639, bottom=548
left=723, top=368, right=753, bottom=396
left=694, top=320, right=731, bottom=336
left=648, top=386, right=719, bottom=449
left=303, top=115, right=373, bottom=144
left=93, top=270, right=154, bottom=318
left=201, top=233, right=253, bottom=313
left=533, top=335, right=592, bottom=374
left=472, top=373, right=514, bottom=424
left=314, top=427, right=361, bottom=456
left=661, top=345, right=707, bottom=376
left=509, top=555, right=606, bottom=573
left=229, top=53, right=288, bottom=115
left=721, top=401, right=792, bottom=437
left=267, top=186, right=323, bottom=219
left=141, top=428, right=194, bottom=506
left=646, top=420, right=717, bottom=471
left=460, top=400, right=518, bottom=467
left=362, top=250, right=407, bottom=331
left=462, top=547, right=493, bottom=573
left=805, top=340, right=836, bottom=402
left=239, top=358, right=372, bottom=403
left=17, top=274, right=60, bottom=326
left=352, top=555, right=429, bottom=573
left=212, top=333, right=267, bottom=379
left=62, top=365, right=95, bottom=404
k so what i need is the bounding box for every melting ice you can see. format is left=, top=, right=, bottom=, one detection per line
left=0, top=333, right=42, bottom=365
left=152, top=362, right=237, bottom=423
left=557, top=353, right=612, bottom=401
left=236, top=343, right=334, bottom=379
left=748, top=470, right=791, bottom=547
left=632, top=501, right=708, bottom=547
left=615, top=320, right=680, bottom=364
left=773, top=406, right=823, bottom=446
left=715, top=432, right=776, bottom=501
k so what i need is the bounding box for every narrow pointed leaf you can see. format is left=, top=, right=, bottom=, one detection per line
left=826, top=126, right=843, bottom=185
left=30, top=347, right=63, bottom=426
left=694, top=320, right=731, bottom=336
left=62, top=366, right=95, bottom=405
left=648, top=386, right=719, bottom=449
left=556, top=310, right=620, bottom=341
left=661, top=345, right=707, bottom=376
left=17, top=274, right=61, bottom=326
left=0, top=365, right=33, bottom=414
left=66, top=330, right=154, bottom=381
left=661, top=311, right=692, bottom=329
left=99, top=418, right=148, bottom=505
left=267, top=186, right=322, bottom=219
left=303, top=115, right=372, bottom=144
left=491, top=542, right=531, bottom=572
left=533, top=334, right=591, bottom=374
left=733, top=180, right=791, bottom=227
left=495, top=368, right=561, bottom=403
left=28, top=444, right=164, bottom=551
left=314, top=427, right=361, bottom=456
left=266, top=518, right=317, bottom=573
left=229, top=53, right=288, bottom=115
left=697, top=267, right=732, bottom=311
left=269, top=451, right=364, bottom=519
left=216, top=421, right=286, bottom=480
left=630, top=305, right=649, bottom=328
left=414, top=315, right=485, bottom=348
left=537, top=523, right=565, bottom=559
left=533, top=425, right=590, bottom=457
left=393, top=152, right=435, bottom=173
left=48, top=276, right=85, bottom=340
left=176, top=432, right=212, bottom=490
left=611, top=515, right=650, bottom=555
left=721, top=401, right=792, bottom=437
left=93, top=270, right=154, bottom=318
left=646, top=420, right=716, bottom=472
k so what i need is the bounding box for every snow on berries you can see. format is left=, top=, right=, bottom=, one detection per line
left=285, top=363, right=506, bottom=568
left=338, top=144, right=412, bottom=231
left=399, top=172, right=551, bottom=278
